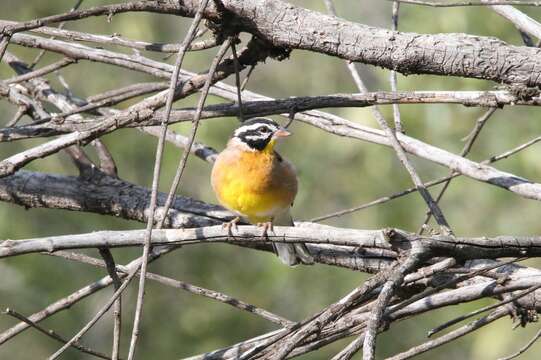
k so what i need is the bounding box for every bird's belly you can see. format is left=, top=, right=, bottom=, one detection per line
left=218, top=179, right=291, bottom=222
left=212, top=148, right=297, bottom=223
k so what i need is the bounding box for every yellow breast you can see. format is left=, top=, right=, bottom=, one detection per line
left=211, top=146, right=297, bottom=223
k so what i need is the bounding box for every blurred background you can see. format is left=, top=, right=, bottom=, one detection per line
left=1, top=0, right=541, bottom=358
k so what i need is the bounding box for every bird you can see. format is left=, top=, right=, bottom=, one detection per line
left=211, top=117, right=314, bottom=266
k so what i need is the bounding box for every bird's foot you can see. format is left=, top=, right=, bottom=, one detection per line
left=257, top=221, right=274, bottom=238
left=223, top=217, right=240, bottom=236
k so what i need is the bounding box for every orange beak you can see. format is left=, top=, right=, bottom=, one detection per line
left=273, top=128, right=291, bottom=139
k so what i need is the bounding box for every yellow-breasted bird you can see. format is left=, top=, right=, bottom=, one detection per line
left=211, top=118, right=314, bottom=266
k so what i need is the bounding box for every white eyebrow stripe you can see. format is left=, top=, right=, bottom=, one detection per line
left=233, top=123, right=278, bottom=136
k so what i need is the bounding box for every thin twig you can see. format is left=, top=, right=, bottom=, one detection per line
left=2, top=308, right=111, bottom=360
left=428, top=282, right=541, bottom=338
left=87, top=82, right=168, bottom=103
left=139, top=127, right=218, bottom=164
left=324, top=0, right=452, bottom=235
left=126, top=1, right=210, bottom=358
left=390, top=1, right=403, bottom=133
left=349, top=61, right=452, bottom=234
left=284, top=109, right=296, bottom=129
left=5, top=106, right=27, bottom=127
left=157, top=39, right=231, bottom=229
left=498, top=327, right=541, bottom=360
left=98, top=248, right=122, bottom=360
left=28, top=0, right=84, bottom=68
left=311, top=134, right=541, bottom=222
left=4, top=57, right=76, bottom=84
left=0, top=245, right=181, bottom=346
left=47, top=250, right=293, bottom=327
left=387, top=0, right=541, bottom=7
left=385, top=308, right=510, bottom=360
left=418, top=107, right=496, bottom=234
left=231, top=38, right=244, bottom=121
left=240, top=64, right=256, bottom=91
left=48, top=266, right=140, bottom=360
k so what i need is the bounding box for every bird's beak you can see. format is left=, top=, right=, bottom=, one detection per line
left=273, top=128, right=291, bottom=139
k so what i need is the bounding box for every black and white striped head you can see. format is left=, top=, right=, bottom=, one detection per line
left=232, top=118, right=290, bottom=151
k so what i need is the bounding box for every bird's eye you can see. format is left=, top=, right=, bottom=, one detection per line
left=258, top=126, right=270, bottom=133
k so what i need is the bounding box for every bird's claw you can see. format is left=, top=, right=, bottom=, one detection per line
left=257, top=221, right=274, bottom=238
left=223, top=217, right=240, bottom=236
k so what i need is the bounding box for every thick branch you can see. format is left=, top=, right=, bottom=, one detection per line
left=7, top=0, right=541, bottom=85
left=222, top=0, right=541, bottom=86
left=0, top=170, right=229, bottom=227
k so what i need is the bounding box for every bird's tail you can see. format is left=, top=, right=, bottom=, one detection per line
left=273, top=211, right=314, bottom=266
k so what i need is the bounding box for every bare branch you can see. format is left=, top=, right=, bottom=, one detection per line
left=326, top=0, right=452, bottom=235
left=498, top=327, right=541, bottom=360
left=0, top=20, right=217, bottom=54
left=388, top=0, right=541, bottom=6
left=4, top=57, right=76, bottom=84
left=157, top=39, right=231, bottom=228
left=419, top=107, right=496, bottom=233
left=483, top=0, right=541, bottom=40
left=385, top=308, right=510, bottom=360
left=98, top=248, right=122, bottom=360
left=231, top=39, right=244, bottom=121
left=139, top=127, right=218, bottom=164
left=0, top=40, right=268, bottom=177
left=362, top=255, right=423, bottom=360
left=390, top=1, right=403, bottom=133
left=428, top=282, right=541, bottom=337
left=48, top=250, right=293, bottom=327
left=48, top=265, right=139, bottom=360
left=2, top=308, right=111, bottom=360
left=7, top=0, right=541, bottom=85
left=9, top=89, right=541, bottom=141
left=127, top=2, right=211, bottom=356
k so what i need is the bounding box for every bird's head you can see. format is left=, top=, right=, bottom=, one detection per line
left=232, top=117, right=290, bottom=152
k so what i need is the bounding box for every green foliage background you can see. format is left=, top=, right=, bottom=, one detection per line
left=1, top=1, right=541, bottom=359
